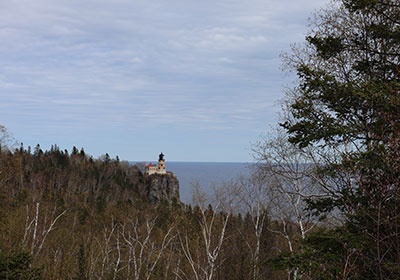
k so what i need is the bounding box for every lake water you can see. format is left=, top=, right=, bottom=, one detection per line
left=166, top=162, right=253, bottom=204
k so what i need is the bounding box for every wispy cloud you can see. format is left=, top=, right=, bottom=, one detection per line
left=0, top=0, right=330, bottom=161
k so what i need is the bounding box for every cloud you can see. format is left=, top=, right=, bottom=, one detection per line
left=0, top=0, right=331, bottom=160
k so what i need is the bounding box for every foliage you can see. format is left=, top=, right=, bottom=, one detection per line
left=282, top=0, right=400, bottom=148
left=0, top=142, right=290, bottom=279
left=0, top=144, right=142, bottom=205
left=0, top=249, right=42, bottom=280
left=278, top=0, right=400, bottom=278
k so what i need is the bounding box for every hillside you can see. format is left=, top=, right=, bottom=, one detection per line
left=0, top=144, right=179, bottom=206
left=0, top=144, right=286, bottom=280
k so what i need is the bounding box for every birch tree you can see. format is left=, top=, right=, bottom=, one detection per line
left=210, top=174, right=272, bottom=280
left=232, top=173, right=271, bottom=280
left=22, top=202, right=67, bottom=258
left=0, top=124, right=17, bottom=150
left=120, top=216, right=176, bottom=280
left=253, top=131, right=323, bottom=280
left=178, top=186, right=230, bottom=280
left=89, top=215, right=176, bottom=280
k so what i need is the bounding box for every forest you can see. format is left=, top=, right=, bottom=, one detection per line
left=2, top=0, right=400, bottom=279
left=0, top=141, right=295, bottom=280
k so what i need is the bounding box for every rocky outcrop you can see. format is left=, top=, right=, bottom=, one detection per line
left=143, top=172, right=180, bottom=204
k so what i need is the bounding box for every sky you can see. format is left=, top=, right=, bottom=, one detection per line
left=0, top=0, right=331, bottom=162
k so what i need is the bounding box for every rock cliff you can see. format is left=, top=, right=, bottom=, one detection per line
left=143, top=172, right=180, bottom=204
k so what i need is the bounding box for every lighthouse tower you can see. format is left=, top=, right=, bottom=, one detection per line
left=145, top=153, right=167, bottom=175
left=157, top=152, right=167, bottom=174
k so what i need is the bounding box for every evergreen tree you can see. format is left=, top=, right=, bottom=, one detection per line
left=279, top=0, right=400, bottom=278
left=0, top=249, right=42, bottom=280
left=74, top=244, right=86, bottom=280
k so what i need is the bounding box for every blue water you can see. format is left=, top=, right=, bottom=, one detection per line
left=166, top=162, right=252, bottom=204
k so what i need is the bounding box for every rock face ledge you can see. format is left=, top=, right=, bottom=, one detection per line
left=143, top=172, right=180, bottom=204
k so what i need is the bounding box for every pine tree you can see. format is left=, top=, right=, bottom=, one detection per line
left=279, top=0, right=400, bottom=278
left=0, top=249, right=42, bottom=280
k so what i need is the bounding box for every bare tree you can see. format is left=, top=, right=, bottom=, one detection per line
left=22, top=202, right=67, bottom=258
left=207, top=173, right=272, bottom=280
left=0, top=124, right=17, bottom=150
left=233, top=173, right=271, bottom=280
left=88, top=215, right=176, bottom=280
left=92, top=219, right=118, bottom=279
left=253, top=131, right=324, bottom=280
left=178, top=184, right=230, bottom=280
left=120, top=216, right=176, bottom=280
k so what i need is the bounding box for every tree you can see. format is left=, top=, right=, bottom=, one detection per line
left=22, top=202, right=67, bottom=258
left=178, top=184, right=230, bottom=280
left=235, top=174, right=270, bottom=280
left=119, top=216, right=176, bottom=280
left=0, top=249, right=42, bottom=280
left=74, top=244, right=87, bottom=280
left=0, top=125, right=17, bottom=150
left=282, top=0, right=400, bottom=149
left=280, top=0, right=400, bottom=278
left=253, top=131, right=326, bottom=280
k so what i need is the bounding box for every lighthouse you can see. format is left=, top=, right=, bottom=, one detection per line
left=145, top=153, right=167, bottom=175
left=158, top=152, right=166, bottom=174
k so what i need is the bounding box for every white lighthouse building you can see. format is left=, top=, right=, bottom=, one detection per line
left=145, top=153, right=167, bottom=175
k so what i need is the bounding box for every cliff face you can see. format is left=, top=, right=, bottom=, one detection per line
left=143, top=172, right=180, bottom=204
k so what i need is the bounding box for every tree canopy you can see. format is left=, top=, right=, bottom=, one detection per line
left=279, top=0, right=400, bottom=278
left=282, top=0, right=400, bottom=148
